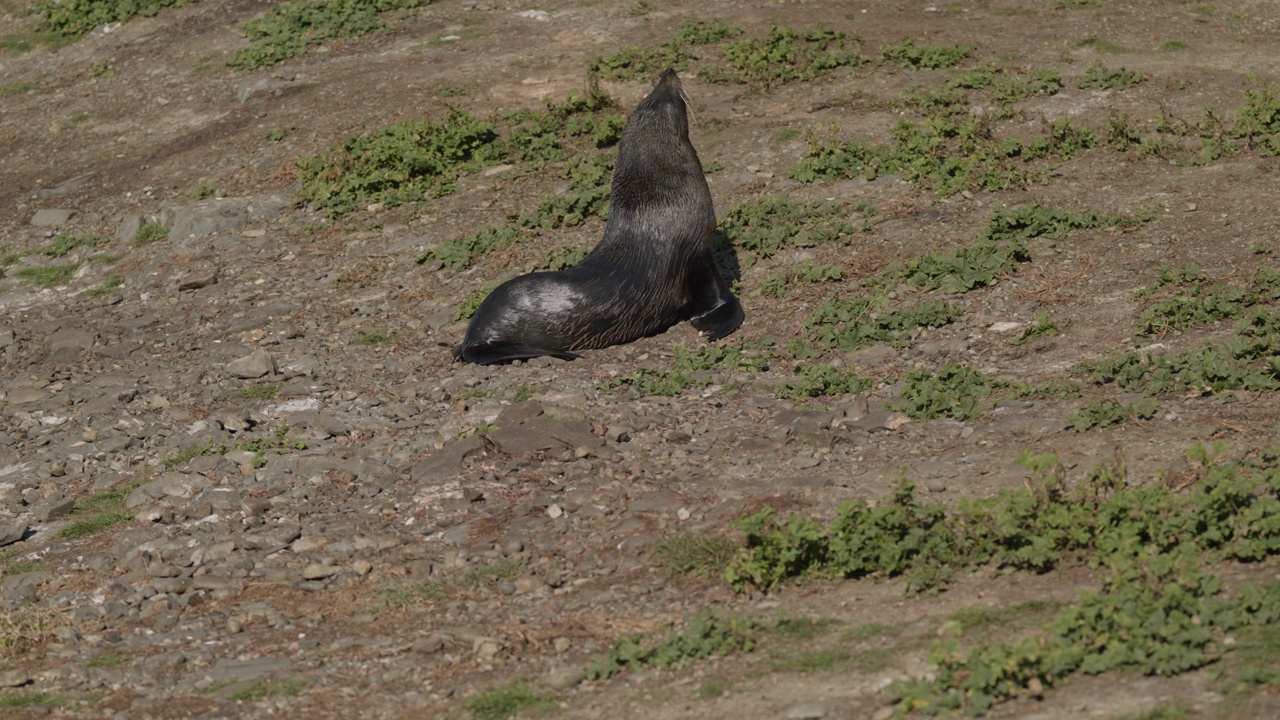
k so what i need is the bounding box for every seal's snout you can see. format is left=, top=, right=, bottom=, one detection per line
left=655, top=68, right=685, bottom=100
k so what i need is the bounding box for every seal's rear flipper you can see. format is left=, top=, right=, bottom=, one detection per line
left=455, top=342, right=580, bottom=365
left=690, top=297, right=744, bottom=341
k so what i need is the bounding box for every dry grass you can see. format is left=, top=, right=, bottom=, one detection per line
left=0, top=602, right=67, bottom=657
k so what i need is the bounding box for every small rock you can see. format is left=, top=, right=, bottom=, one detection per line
left=177, top=268, right=218, bottom=291
left=33, top=498, right=76, bottom=522
left=539, top=665, right=587, bottom=691
left=0, top=669, right=31, bottom=687
left=546, top=504, right=564, bottom=519
left=791, top=454, right=821, bottom=469
left=414, top=634, right=446, bottom=654
left=117, top=214, right=142, bottom=243
left=924, top=477, right=948, bottom=493
left=786, top=702, right=826, bottom=720
left=226, top=349, right=276, bottom=379
left=303, top=562, right=340, bottom=580
left=0, top=522, right=28, bottom=547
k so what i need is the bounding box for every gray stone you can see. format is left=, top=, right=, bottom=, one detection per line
left=1, top=571, right=50, bottom=604
left=302, top=562, right=340, bottom=580
left=47, top=327, right=96, bottom=355
left=177, top=268, right=218, bottom=292
left=30, top=208, right=75, bottom=227
left=33, top=497, right=76, bottom=521
left=496, top=400, right=543, bottom=428
left=539, top=665, right=586, bottom=691
left=848, top=411, right=911, bottom=432
left=7, top=387, right=47, bottom=405
left=206, top=657, right=291, bottom=684
left=0, top=668, right=31, bottom=687
left=168, top=195, right=290, bottom=243
left=117, top=214, right=142, bottom=243
left=786, top=702, right=826, bottom=720
left=627, top=489, right=685, bottom=514
left=487, top=416, right=602, bottom=456
left=0, top=521, right=27, bottom=547
left=226, top=349, right=276, bottom=379
left=791, top=453, right=822, bottom=469
left=413, top=634, right=446, bottom=654
left=410, top=434, right=489, bottom=482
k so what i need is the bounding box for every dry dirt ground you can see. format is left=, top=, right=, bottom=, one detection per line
left=2, top=0, right=1280, bottom=719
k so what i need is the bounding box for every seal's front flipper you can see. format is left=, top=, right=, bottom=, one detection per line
left=455, top=342, right=580, bottom=365
left=690, top=296, right=744, bottom=341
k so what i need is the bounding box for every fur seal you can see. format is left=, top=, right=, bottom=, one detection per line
left=454, top=69, right=744, bottom=364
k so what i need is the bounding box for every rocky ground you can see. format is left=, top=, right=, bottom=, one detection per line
left=2, top=0, right=1280, bottom=719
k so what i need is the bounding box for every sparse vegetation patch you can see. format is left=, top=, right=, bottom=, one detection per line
left=600, top=343, right=770, bottom=397
left=35, top=0, right=197, bottom=40
left=588, top=608, right=759, bottom=680
left=229, top=0, right=436, bottom=70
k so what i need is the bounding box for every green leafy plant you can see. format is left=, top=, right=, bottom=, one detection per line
left=881, top=37, right=972, bottom=69
left=454, top=281, right=500, bottom=321
left=720, top=195, right=865, bottom=263
left=1078, top=63, right=1146, bottom=89
left=1064, top=398, right=1159, bottom=431
left=587, top=608, right=759, bottom=680
left=589, top=18, right=741, bottom=80
left=1009, top=311, right=1060, bottom=345
left=190, top=183, right=216, bottom=200
left=776, top=364, right=872, bottom=399
left=714, top=25, right=868, bottom=85
left=518, top=152, right=614, bottom=229
left=891, top=363, right=1002, bottom=421
left=297, top=109, right=501, bottom=217
left=34, top=0, right=196, bottom=40
left=538, top=244, right=589, bottom=271
left=418, top=226, right=529, bottom=270
left=229, top=0, right=435, bottom=70
left=758, top=260, right=843, bottom=298
left=600, top=343, right=770, bottom=396
left=352, top=329, right=392, bottom=345
left=37, top=235, right=105, bottom=258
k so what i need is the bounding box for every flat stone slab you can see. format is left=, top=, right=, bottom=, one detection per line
left=30, top=208, right=75, bottom=226
left=486, top=416, right=602, bottom=456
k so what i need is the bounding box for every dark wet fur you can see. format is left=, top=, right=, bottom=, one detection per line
left=454, top=69, right=743, bottom=365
